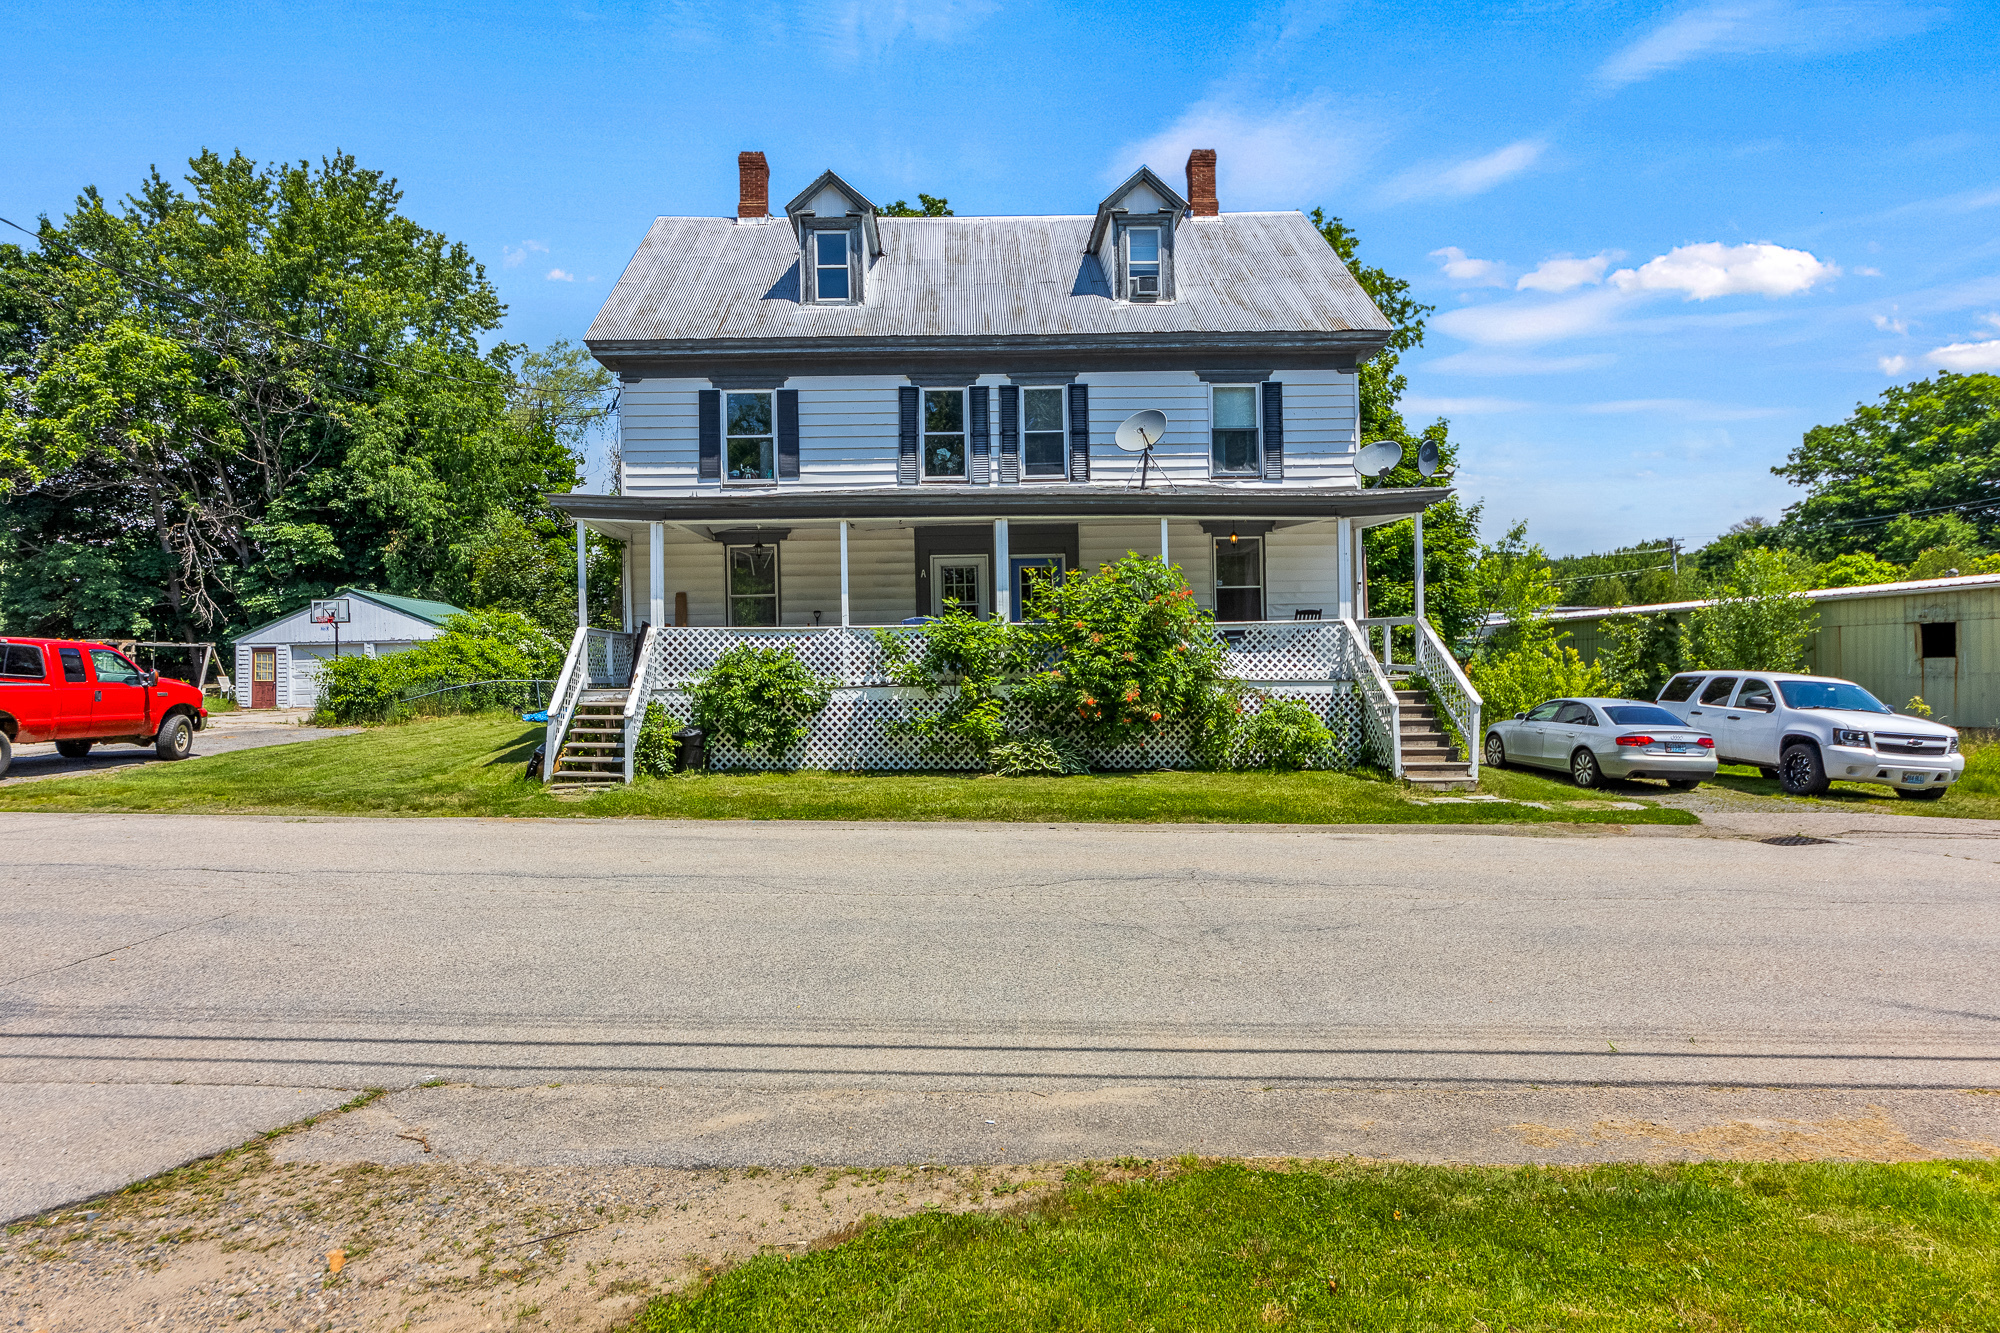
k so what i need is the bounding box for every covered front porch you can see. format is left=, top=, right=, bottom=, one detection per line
left=542, top=488, right=1478, bottom=786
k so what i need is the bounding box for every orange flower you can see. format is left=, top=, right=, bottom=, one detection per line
left=1150, top=711, right=1162, bottom=722
left=1123, top=688, right=1140, bottom=703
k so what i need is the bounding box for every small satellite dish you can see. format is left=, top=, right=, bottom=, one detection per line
left=1357, top=440, right=1404, bottom=478
left=1417, top=441, right=1441, bottom=477
left=1115, top=409, right=1168, bottom=453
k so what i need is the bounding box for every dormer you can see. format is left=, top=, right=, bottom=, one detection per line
left=1086, top=166, right=1189, bottom=304
left=784, top=170, right=882, bottom=306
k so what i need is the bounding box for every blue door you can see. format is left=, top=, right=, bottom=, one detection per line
left=1010, top=556, right=1065, bottom=621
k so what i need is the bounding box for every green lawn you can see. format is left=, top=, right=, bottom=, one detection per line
left=637, top=1159, right=2000, bottom=1332
left=0, top=714, right=1695, bottom=825
left=1699, top=730, right=2000, bottom=820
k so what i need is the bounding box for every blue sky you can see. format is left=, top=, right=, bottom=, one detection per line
left=5, top=0, right=1997, bottom=555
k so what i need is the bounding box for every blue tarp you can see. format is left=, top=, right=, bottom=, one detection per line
left=521, top=710, right=549, bottom=723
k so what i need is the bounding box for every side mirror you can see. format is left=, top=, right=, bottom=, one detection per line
left=1514, top=711, right=1527, bottom=720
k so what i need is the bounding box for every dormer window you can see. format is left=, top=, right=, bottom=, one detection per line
left=814, top=230, right=851, bottom=302
left=1128, top=228, right=1161, bottom=301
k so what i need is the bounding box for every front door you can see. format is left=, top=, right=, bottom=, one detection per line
left=1009, top=555, right=1065, bottom=621
left=87, top=647, right=149, bottom=738
left=1214, top=537, right=1263, bottom=621
left=930, top=554, right=989, bottom=618
left=251, top=649, right=277, bottom=708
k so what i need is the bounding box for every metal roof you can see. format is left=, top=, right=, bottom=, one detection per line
left=585, top=212, right=1392, bottom=347
left=1542, top=571, right=2000, bottom=621
left=230, top=587, right=466, bottom=643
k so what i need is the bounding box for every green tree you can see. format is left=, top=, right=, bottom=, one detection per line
left=1814, top=551, right=1903, bottom=588
left=1683, top=548, right=1818, bottom=671
left=1774, top=372, right=2000, bottom=559
left=881, top=194, right=953, bottom=217
left=1465, top=524, right=1608, bottom=720
left=1546, top=538, right=1696, bottom=608
left=1309, top=211, right=1481, bottom=645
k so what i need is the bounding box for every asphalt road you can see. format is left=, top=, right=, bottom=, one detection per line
left=4, top=812, right=1997, bottom=1215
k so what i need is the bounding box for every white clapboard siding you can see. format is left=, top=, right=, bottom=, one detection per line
left=798, top=377, right=905, bottom=489
left=620, top=378, right=704, bottom=493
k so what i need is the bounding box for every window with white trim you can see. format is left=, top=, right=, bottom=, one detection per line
left=1127, top=227, right=1160, bottom=301
left=726, top=392, right=774, bottom=482
left=1022, top=386, right=1066, bottom=479
left=922, top=389, right=966, bottom=480
left=814, top=230, right=850, bottom=302
left=1211, top=385, right=1260, bottom=476
left=725, top=543, right=780, bottom=626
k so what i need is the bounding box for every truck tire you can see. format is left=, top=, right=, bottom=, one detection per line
left=0, top=730, right=10, bottom=778
left=56, top=739, right=93, bottom=759
left=1895, top=786, right=1947, bottom=801
left=1778, top=743, right=1829, bottom=797
left=155, top=714, right=194, bottom=761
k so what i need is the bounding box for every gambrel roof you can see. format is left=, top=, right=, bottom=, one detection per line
left=585, top=211, right=1393, bottom=349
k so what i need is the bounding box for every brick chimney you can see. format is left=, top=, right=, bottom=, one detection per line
left=1185, top=148, right=1218, bottom=217
left=737, top=151, right=769, bottom=219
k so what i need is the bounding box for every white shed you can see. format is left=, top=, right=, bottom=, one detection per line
left=232, top=589, right=465, bottom=710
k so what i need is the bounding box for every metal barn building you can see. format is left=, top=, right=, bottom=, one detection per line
left=1547, top=572, right=2000, bottom=730
left=231, top=589, right=464, bottom=710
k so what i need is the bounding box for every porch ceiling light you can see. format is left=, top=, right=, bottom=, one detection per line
left=1229, top=528, right=1238, bottom=544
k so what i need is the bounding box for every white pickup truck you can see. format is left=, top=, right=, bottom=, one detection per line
left=1655, top=670, right=1963, bottom=800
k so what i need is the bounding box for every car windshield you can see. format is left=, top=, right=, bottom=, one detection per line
left=1603, top=705, right=1687, bottom=727
left=1777, top=679, right=1891, bottom=714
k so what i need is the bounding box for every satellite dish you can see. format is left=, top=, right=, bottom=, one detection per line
left=1115, top=409, right=1168, bottom=453
left=1417, top=441, right=1442, bottom=477
left=1357, top=440, right=1403, bottom=478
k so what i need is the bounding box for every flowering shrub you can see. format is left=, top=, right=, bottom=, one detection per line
left=689, top=643, right=834, bottom=757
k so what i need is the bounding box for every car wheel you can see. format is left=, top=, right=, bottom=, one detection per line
left=1757, top=767, right=1778, bottom=780
left=56, top=739, right=93, bottom=759
left=1895, top=786, right=1947, bottom=801
left=1483, top=734, right=1507, bottom=768
left=155, top=714, right=194, bottom=761
left=0, top=730, right=11, bottom=779
left=1667, top=779, right=1700, bottom=790
left=1570, top=748, right=1602, bottom=789
left=1778, top=743, right=1829, bottom=797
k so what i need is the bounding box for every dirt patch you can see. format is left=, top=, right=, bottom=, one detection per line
left=0, top=1147, right=1066, bottom=1332
left=1505, top=1105, right=1998, bottom=1162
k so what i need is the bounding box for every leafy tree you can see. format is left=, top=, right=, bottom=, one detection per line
left=1683, top=548, right=1818, bottom=671
left=1465, top=523, right=1608, bottom=720
left=1906, top=545, right=2000, bottom=579
left=0, top=150, right=608, bottom=643
left=1691, top=516, right=1781, bottom=577
left=1774, top=372, right=2000, bottom=559
left=1814, top=551, right=1903, bottom=588
left=1546, top=537, right=1695, bottom=608
left=1598, top=612, right=1685, bottom=700
left=1309, top=211, right=1481, bottom=645
left=881, top=194, right=953, bottom=217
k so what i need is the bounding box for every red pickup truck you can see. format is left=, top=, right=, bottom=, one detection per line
left=0, top=637, right=209, bottom=778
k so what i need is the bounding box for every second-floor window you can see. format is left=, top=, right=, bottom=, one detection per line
left=815, top=230, right=850, bottom=301
left=1211, top=385, right=1260, bottom=475
left=726, top=392, right=774, bottom=481
left=923, top=389, right=966, bottom=480
left=1022, top=387, right=1065, bottom=479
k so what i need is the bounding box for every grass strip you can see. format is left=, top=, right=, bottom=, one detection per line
left=0, top=715, right=1696, bottom=824
left=637, top=1158, right=2000, bottom=1332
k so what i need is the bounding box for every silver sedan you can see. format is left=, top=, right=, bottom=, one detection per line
left=1482, top=697, right=1717, bottom=789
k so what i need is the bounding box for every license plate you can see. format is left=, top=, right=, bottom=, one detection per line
left=1902, top=773, right=1927, bottom=785
left=1665, top=743, right=1689, bottom=754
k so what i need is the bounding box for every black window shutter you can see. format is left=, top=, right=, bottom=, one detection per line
left=969, top=385, right=990, bottom=483
left=998, top=384, right=1020, bottom=484
left=1067, top=382, right=1090, bottom=482
left=897, top=385, right=919, bottom=484
left=776, top=389, right=800, bottom=480
left=697, top=389, right=721, bottom=481
left=1261, top=381, right=1284, bottom=481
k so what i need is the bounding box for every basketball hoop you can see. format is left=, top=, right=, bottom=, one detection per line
left=309, top=599, right=351, bottom=626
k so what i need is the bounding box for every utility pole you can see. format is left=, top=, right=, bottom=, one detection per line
left=1668, top=537, right=1682, bottom=578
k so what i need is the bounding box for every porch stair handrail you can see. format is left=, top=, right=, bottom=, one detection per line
left=543, top=625, right=590, bottom=782
left=1339, top=617, right=1402, bottom=778
left=620, top=623, right=661, bottom=783
left=1414, top=619, right=1482, bottom=782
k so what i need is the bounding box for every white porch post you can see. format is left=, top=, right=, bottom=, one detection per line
left=993, top=517, right=1011, bottom=621
left=1413, top=509, right=1426, bottom=631
left=1335, top=518, right=1354, bottom=620
left=647, top=521, right=666, bottom=628
left=838, top=520, right=851, bottom=628
left=621, top=538, right=634, bottom=632
left=575, top=520, right=588, bottom=630
left=1159, top=517, right=1170, bottom=567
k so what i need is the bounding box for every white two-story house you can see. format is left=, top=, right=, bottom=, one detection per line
left=545, top=150, right=1475, bottom=784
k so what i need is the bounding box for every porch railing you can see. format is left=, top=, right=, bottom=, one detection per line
left=621, top=623, right=661, bottom=783
left=1414, top=619, right=1482, bottom=781
left=1341, top=618, right=1403, bottom=778
left=542, top=625, right=590, bottom=782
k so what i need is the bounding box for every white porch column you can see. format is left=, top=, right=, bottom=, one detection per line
left=1354, top=523, right=1370, bottom=620
left=1413, top=510, right=1426, bottom=631
left=575, top=520, right=588, bottom=630
left=838, top=520, right=852, bottom=628
left=1159, top=517, right=1170, bottom=567
left=1335, top=517, right=1354, bottom=620
left=648, top=521, right=666, bottom=628
left=993, top=517, right=1011, bottom=621
left=621, top=538, right=634, bottom=632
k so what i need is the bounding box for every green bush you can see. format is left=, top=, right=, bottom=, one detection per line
left=1227, top=696, right=1334, bottom=771
left=878, top=607, right=1027, bottom=759
left=308, top=609, right=565, bottom=725
left=689, top=643, right=834, bottom=758
left=987, top=736, right=1091, bottom=776
left=632, top=701, right=679, bottom=778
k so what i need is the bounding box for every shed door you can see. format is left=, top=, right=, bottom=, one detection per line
left=250, top=649, right=277, bottom=709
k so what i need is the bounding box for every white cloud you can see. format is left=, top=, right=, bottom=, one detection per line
left=1424, top=351, right=1617, bottom=375
left=808, top=0, right=1000, bottom=61
left=1853, top=266, right=1883, bottom=276
left=1429, top=246, right=1509, bottom=286
left=1609, top=242, right=1836, bottom=299
left=1112, top=96, right=1372, bottom=210
left=503, top=240, right=549, bottom=268
left=1399, top=395, right=1534, bottom=416
left=1879, top=354, right=1910, bottom=374
left=1928, top=339, right=2000, bottom=371
left=546, top=268, right=577, bottom=282
left=1578, top=398, right=1787, bottom=421
left=1432, top=287, right=1629, bottom=347
left=1595, top=1, right=1933, bottom=89
left=1872, top=311, right=1907, bottom=333
left=1516, top=252, right=1622, bottom=293
left=1382, top=139, right=1545, bottom=204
